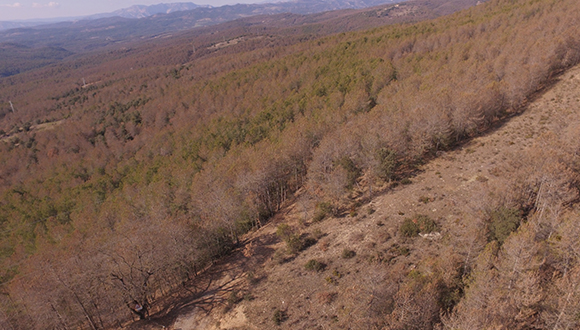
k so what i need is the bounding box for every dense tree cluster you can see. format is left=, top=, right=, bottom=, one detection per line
left=0, top=0, right=580, bottom=328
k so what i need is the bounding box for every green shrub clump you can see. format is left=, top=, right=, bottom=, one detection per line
left=313, top=201, right=334, bottom=222
left=376, top=148, right=398, bottom=181
left=341, top=249, right=356, bottom=259
left=334, top=156, right=361, bottom=189
left=488, top=207, right=521, bottom=244
left=400, top=215, right=439, bottom=237
left=400, top=178, right=412, bottom=185
left=304, top=259, right=325, bottom=271
left=276, top=224, right=304, bottom=254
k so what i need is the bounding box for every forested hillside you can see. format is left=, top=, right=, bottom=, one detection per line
left=0, top=43, right=73, bottom=78
left=0, top=0, right=478, bottom=76
left=0, top=0, right=408, bottom=52
left=1, top=0, right=580, bottom=328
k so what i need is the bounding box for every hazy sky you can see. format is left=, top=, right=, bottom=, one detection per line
left=0, top=0, right=263, bottom=21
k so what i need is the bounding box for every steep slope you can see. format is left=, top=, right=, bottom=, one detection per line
left=166, top=63, right=580, bottom=330
left=0, top=0, right=579, bottom=329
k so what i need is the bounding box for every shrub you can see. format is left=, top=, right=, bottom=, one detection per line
left=313, top=212, right=326, bottom=223
left=223, top=290, right=241, bottom=312
left=247, top=271, right=259, bottom=285
left=488, top=207, right=521, bottom=244
left=305, top=259, right=325, bottom=271
left=285, top=234, right=304, bottom=254
left=313, top=201, right=334, bottom=222
left=341, top=249, right=356, bottom=259
left=302, top=236, right=317, bottom=250
left=334, top=156, right=361, bottom=189
left=276, top=224, right=293, bottom=241
left=311, top=228, right=324, bottom=240
left=400, top=219, right=420, bottom=237
left=272, top=309, right=288, bottom=325
left=400, top=215, right=439, bottom=237
left=227, top=290, right=240, bottom=305
left=476, top=175, right=489, bottom=182
left=376, top=148, right=398, bottom=181
left=419, top=196, right=430, bottom=204
left=235, top=216, right=255, bottom=234
left=398, top=246, right=410, bottom=256
left=276, top=224, right=303, bottom=254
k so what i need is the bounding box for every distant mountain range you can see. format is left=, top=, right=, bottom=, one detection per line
left=0, top=18, right=73, bottom=31
left=0, top=0, right=405, bottom=52
left=0, top=3, right=208, bottom=31
left=0, top=0, right=400, bottom=31
left=0, top=0, right=481, bottom=77
left=85, top=2, right=210, bottom=20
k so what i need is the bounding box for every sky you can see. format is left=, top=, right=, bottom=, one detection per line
left=0, top=0, right=263, bottom=21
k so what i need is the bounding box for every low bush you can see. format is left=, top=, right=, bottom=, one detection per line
left=313, top=201, right=334, bottom=222
left=305, top=259, right=325, bottom=271
left=311, top=228, right=325, bottom=240
left=276, top=224, right=304, bottom=254
left=272, top=309, right=288, bottom=325
left=341, top=248, right=356, bottom=259
left=487, top=207, right=521, bottom=244
left=285, top=234, right=304, bottom=254
left=400, top=215, right=439, bottom=237
left=376, top=147, right=399, bottom=181
left=276, top=224, right=293, bottom=240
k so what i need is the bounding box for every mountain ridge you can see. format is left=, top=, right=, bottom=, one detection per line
left=0, top=0, right=400, bottom=31
left=85, top=2, right=210, bottom=20
left=0, top=0, right=479, bottom=77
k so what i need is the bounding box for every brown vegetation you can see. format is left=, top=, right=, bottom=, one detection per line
left=0, top=0, right=580, bottom=328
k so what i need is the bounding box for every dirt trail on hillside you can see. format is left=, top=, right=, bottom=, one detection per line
left=130, top=64, right=580, bottom=330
